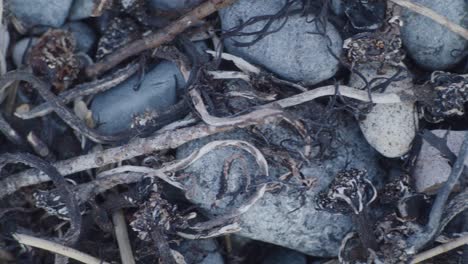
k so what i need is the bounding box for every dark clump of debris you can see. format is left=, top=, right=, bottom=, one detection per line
left=0, top=0, right=467, bottom=264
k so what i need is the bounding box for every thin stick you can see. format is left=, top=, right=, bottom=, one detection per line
left=112, top=210, right=136, bottom=264
left=13, top=233, right=110, bottom=264
left=15, top=63, right=138, bottom=119
left=408, top=132, right=468, bottom=253
left=389, top=0, right=468, bottom=40
left=0, top=83, right=410, bottom=198
left=410, top=234, right=468, bottom=263
left=85, top=0, right=239, bottom=77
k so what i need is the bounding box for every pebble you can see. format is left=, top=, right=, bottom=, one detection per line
left=68, top=0, right=96, bottom=21
left=400, top=0, right=468, bottom=70
left=261, top=247, right=307, bottom=264
left=176, top=239, right=224, bottom=264
left=149, top=0, right=203, bottom=11
left=176, top=103, right=382, bottom=257
left=219, top=0, right=342, bottom=85
left=349, top=64, right=418, bottom=158
left=90, top=61, right=185, bottom=134
left=8, top=0, right=73, bottom=28
left=12, top=38, right=39, bottom=68
left=62, top=22, right=97, bottom=54
left=414, top=130, right=468, bottom=194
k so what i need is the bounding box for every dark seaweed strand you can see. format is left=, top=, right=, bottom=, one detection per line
left=221, top=0, right=302, bottom=47
left=0, top=153, right=81, bottom=245
left=0, top=70, right=132, bottom=144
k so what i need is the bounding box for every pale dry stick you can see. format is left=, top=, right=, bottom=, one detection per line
left=206, top=50, right=261, bottom=74
left=13, top=233, right=110, bottom=264
left=0, top=112, right=279, bottom=198
left=410, top=234, right=468, bottom=264
left=112, top=210, right=136, bottom=264
left=190, top=85, right=409, bottom=127
left=389, top=0, right=468, bottom=40
left=85, top=0, right=239, bottom=77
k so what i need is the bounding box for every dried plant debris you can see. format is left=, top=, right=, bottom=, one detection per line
left=344, top=17, right=405, bottom=72
left=28, top=29, right=80, bottom=92
left=96, top=17, right=141, bottom=60
left=423, top=71, right=468, bottom=123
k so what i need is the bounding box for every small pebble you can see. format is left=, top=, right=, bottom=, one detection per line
left=62, top=22, right=97, bottom=54
left=349, top=64, right=418, bottom=158
left=8, top=0, right=73, bottom=28
left=220, top=0, right=342, bottom=85
left=91, top=61, right=185, bottom=134
left=401, top=0, right=468, bottom=70
left=12, top=38, right=38, bottom=67
left=414, top=130, right=468, bottom=194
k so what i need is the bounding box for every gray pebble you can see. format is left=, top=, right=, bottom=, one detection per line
left=62, top=22, right=97, bottom=54
left=261, top=247, right=307, bottom=264
left=176, top=239, right=224, bottom=264
left=8, top=0, right=73, bottom=28
left=149, top=0, right=203, bottom=11
left=176, top=103, right=382, bottom=257
left=219, top=0, right=342, bottom=85
left=91, top=61, right=185, bottom=134
left=401, top=0, right=467, bottom=70
left=68, top=0, right=95, bottom=21
left=12, top=38, right=38, bottom=67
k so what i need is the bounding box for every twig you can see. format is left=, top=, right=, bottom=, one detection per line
left=0, top=113, right=24, bottom=145
left=0, top=114, right=276, bottom=199
left=410, top=234, right=468, bottom=264
left=85, top=0, right=239, bottom=77
left=0, top=153, right=81, bottom=245
left=0, top=70, right=127, bottom=143
left=112, top=210, right=136, bottom=264
left=407, top=132, right=468, bottom=253
left=15, top=63, right=139, bottom=119
left=389, top=0, right=468, bottom=40
left=13, top=233, right=110, bottom=264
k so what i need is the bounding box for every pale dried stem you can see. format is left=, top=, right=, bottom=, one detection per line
left=410, top=234, right=468, bottom=264
left=13, top=233, right=110, bottom=264
left=112, top=210, right=136, bottom=264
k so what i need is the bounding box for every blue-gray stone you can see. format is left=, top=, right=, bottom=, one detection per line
left=219, top=0, right=342, bottom=85
left=68, top=0, right=95, bottom=21
left=12, top=38, right=38, bottom=67
left=401, top=0, right=467, bottom=70
left=149, top=0, right=203, bottom=11
left=62, top=22, right=97, bottom=54
left=8, top=0, right=73, bottom=27
left=91, top=61, right=185, bottom=134
left=176, top=103, right=382, bottom=257
left=177, top=239, right=224, bottom=264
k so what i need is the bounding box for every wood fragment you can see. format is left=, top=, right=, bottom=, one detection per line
left=112, top=210, right=136, bottom=264
left=85, top=0, right=239, bottom=77
left=410, top=234, right=468, bottom=264
left=13, top=233, right=110, bottom=264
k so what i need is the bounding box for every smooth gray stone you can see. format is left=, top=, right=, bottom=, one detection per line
left=177, top=239, right=224, bottom=264
left=62, top=22, right=96, bottom=54
left=12, top=38, right=38, bottom=67
left=261, top=247, right=307, bottom=264
left=401, top=0, right=467, bottom=70
left=219, top=0, right=342, bottom=85
left=176, top=103, right=382, bottom=257
left=8, top=0, right=72, bottom=27
left=68, top=0, right=95, bottom=21
left=149, top=0, right=203, bottom=11
left=91, top=61, right=185, bottom=134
